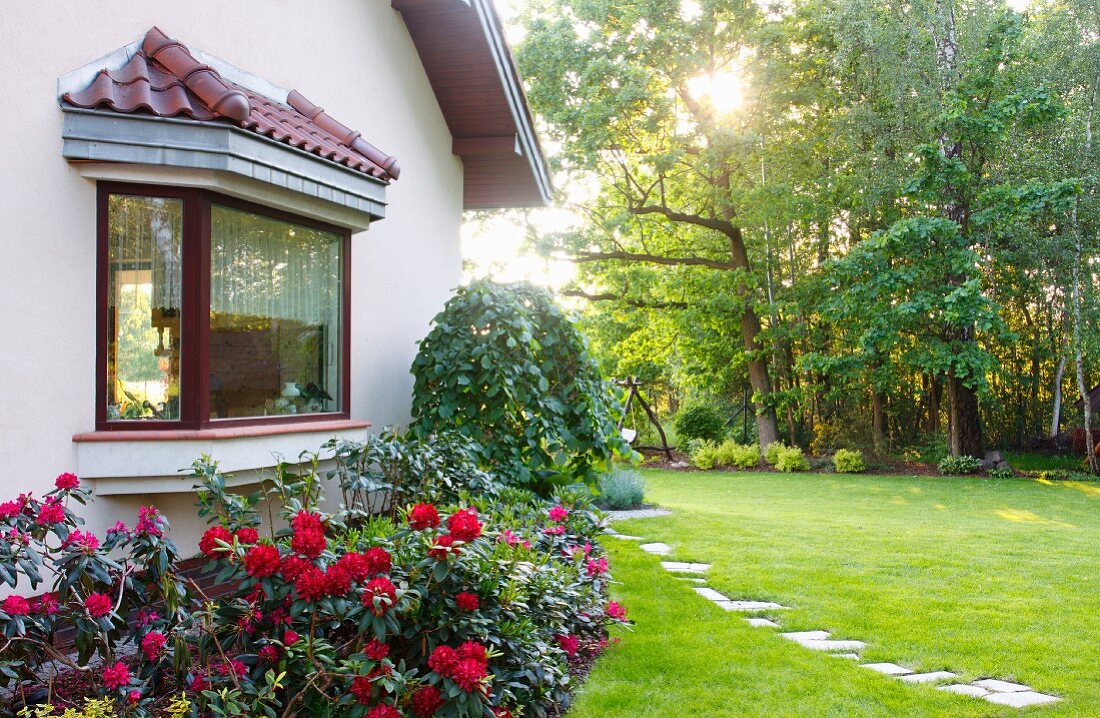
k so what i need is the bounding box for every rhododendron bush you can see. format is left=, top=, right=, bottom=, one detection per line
left=0, top=445, right=629, bottom=718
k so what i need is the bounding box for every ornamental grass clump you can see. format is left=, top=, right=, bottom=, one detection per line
left=598, top=468, right=646, bottom=509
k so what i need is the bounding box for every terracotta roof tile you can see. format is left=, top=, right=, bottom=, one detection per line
left=62, top=27, right=399, bottom=181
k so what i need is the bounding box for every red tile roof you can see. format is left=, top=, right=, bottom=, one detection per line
left=63, top=27, right=399, bottom=181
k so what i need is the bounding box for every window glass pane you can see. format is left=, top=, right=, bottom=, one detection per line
left=209, top=205, right=343, bottom=419
left=106, top=195, right=183, bottom=421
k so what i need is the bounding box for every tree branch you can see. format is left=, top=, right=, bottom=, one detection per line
left=573, top=250, right=734, bottom=269
left=630, top=204, right=739, bottom=238
left=562, top=289, right=689, bottom=309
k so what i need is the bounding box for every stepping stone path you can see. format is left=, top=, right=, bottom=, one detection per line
left=612, top=509, right=1064, bottom=710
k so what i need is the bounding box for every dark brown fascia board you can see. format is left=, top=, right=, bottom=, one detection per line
left=393, top=0, right=552, bottom=205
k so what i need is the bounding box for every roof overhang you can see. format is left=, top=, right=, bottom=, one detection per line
left=394, top=0, right=553, bottom=209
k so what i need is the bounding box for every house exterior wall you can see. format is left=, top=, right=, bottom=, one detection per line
left=0, top=1, right=463, bottom=551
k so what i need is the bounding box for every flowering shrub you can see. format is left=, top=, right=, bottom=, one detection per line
left=0, top=436, right=628, bottom=718
left=0, top=474, right=188, bottom=712
left=180, top=452, right=629, bottom=718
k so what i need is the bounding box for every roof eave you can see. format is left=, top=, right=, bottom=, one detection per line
left=394, top=0, right=553, bottom=209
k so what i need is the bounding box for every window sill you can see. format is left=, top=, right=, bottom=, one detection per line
left=73, top=419, right=370, bottom=443
left=72, top=419, right=371, bottom=495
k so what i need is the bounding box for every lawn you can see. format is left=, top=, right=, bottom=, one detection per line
left=571, top=470, right=1100, bottom=717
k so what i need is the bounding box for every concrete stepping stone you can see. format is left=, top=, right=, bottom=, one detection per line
left=973, top=679, right=1031, bottom=693
left=984, top=691, right=1061, bottom=708
left=832, top=653, right=861, bottom=659
left=716, top=600, right=788, bottom=612
left=802, top=639, right=866, bottom=652
left=693, top=587, right=729, bottom=602
left=607, top=508, right=672, bottom=521
left=745, top=617, right=778, bottom=628
left=677, top=577, right=707, bottom=583
left=939, top=684, right=989, bottom=698
left=608, top=534, right=644, bottom=540
left=781, top=631, right=831, bottom=644
left=861, top=663, right=913, bottom=676
left=640, top=542, right=671, bottom=555
left=899, top=671, right=956, bottom=684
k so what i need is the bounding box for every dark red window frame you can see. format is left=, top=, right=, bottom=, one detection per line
left=96, top=182, right=352, bottom=431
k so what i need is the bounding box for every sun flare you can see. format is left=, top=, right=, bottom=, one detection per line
left=688, top=69, right=744, bottom=115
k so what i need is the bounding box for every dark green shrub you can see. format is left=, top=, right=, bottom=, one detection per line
left=410, top=281, right=632, bottom=491
left=673, top=405, right=726, bottom=445
left=598, top=468, right=646, bottom=509
left=988, top=467, right=1014, bottom=479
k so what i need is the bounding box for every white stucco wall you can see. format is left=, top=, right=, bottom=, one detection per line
left=0, top=1, right=463, bottom=552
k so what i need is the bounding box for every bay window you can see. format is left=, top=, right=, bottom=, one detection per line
left=98, top=183, right=350, bottom=430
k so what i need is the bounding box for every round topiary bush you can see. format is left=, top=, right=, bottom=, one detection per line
left=410, top=280, right=632, bottom=491
left=833, top=448, right=866, bottom=473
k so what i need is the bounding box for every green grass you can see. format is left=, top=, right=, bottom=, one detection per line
left=571, top=471, right=1100, bottom=717
left=1004, top=451, right=1086, bottom=472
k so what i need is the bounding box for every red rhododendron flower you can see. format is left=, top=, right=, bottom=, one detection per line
left=427, top=645, right=458, bottom=675
left=235, top=527, right=259, bottom=544
left=364, top=639, right=390, bottom=661
left=336, top=551, right=370, bottom=582
left=280, top=555, right=312, bottom=581
left=259, top=644, right=281, bottom=662
left=291, top=510, right=324, bottom=533
left=457, top=641, right=487, bottom=663
left=350, top=675, right=374, bottom=705
left=556, top=634, right=579, bottom=657
left=0, top=500, right=21, bottom=520
left=429, top=534, right=459, bottom=560
left=450, top=657, right=488, bottom=692
left=607, top=601, right=627, bottom=620
left=34, top=592, right=59, bottom=616
left=363, top=546, right=392, bottom=577
left=189, top=671, right=209, bottom=691
left=365, top=704, right=400, bottom=718
left=85, top=592, right=113, bottom=618
left=411, top=684, right=444, bottom=717
left=2, top=595, right=30, bottom=616
left=107, top=521, right=129, bottom=535
left=362, top=577, right=397, bottom=615
left=408, top=503, right=440, bottom=530
left=446, top=508, right=482, bottom=542
left=135, top=506, right=164, bottom=537
left=455, top=592, right=479, bottom=611
left=244, top=544, right=282, bottom=577
left=64, top=530, right=100, bottom=552
left=55, top=472, right=80, bottom=490
left=325, top=563, right=352, bottom=596
left=284, top=629, right=300, bottom=646
left=127, top=690, right=141, bottom=704
left=102, top=662, right=130, bottom=690
left=140, top=631, right=167, bottom=661
left=543, top=525, right=565, bottom=536
left=199, top=526, right=232, bottom=558
left=548, top=505, right=569, bottom=523
left=136, top=609, right=159, bottom=627
left=295, top=565, right=329, bottom=602
left=492, top=708, right=514, bottom=718
left=291, top=527, right=326, bottom=558
left=37, top=497, right=65, bottom=526
left=586, top=557, right=609, bottom=577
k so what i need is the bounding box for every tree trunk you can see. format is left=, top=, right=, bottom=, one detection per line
left=742, top=307, right=780, bottom=448
left=872, top=391, right=886, bottom=452
left=927, top=374, right=942, bottom=435
left=947, top=372, right=983, bottom=457
left=1051, top=353, right=1067, bottom=438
